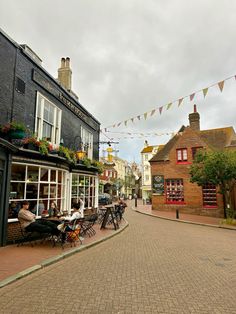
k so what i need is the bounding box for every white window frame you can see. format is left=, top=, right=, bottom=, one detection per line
left=35, top=92, right=62, bottom=145
left=81, top=126, right=93, bottom=159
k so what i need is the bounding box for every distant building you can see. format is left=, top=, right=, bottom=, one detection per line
left=140, top=141, right=164, bottom=203
left=150, top=105, right=236, bottom=217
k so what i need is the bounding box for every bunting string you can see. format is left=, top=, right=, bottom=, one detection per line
left=101, top=73, right=236, bottom=132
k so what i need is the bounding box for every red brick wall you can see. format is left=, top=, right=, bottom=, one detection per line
left=7, top=221, right=23, bottom=244
left=151, top=127, right=224, bottom=217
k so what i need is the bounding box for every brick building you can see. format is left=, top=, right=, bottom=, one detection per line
left=150, top=105, right=236, bottom=218
left=0, top=28, right=100, bottom=246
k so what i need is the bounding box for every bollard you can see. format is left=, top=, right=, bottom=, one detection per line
left=135, top=197, right=137, bottom=208
left=176, top=209, right=179, bottom=219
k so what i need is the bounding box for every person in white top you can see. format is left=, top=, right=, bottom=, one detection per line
left=63, top=199, right=84, bottom=221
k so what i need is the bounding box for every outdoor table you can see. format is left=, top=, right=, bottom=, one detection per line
left=100, top=205, right=119, bottom=230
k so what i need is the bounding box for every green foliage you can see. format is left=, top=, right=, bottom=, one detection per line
left=91, top=160, right=104, bottom=174
left=37, top=139, right=50, bottom=155
left=190, top=150, right=236, bottom=189
left=1, top=121, right=27, bottom=133
left=190, top=150, right=236, bottom=217
left=83, top=157, right=92, bottom=168
left=59, top=146, right=76, bottom=164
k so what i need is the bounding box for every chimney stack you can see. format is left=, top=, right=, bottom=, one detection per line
left=189, top=105, right=200, bottom=131
left=58, top=57, right=72, bottom=91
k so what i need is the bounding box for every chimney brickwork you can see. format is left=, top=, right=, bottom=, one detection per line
left=58, top=57, right=72, bottom=91
left=188, top=105, right=200, bottom=131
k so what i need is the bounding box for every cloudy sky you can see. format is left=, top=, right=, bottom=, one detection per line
left=1, top=0, right=236, bottom=163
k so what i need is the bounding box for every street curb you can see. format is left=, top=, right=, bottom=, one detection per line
left=133, top=208, right=236, bottom=231
left=0, top=221, right=129, bottom=289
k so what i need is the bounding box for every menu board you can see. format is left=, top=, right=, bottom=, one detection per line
left=152, top=175, right=164, bottom=195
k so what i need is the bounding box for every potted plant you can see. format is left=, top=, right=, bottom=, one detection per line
left=2, top=121, right=27, bottom=139
left=37, top=139, right=50, bottom=155
left=59, top=146, right=76, bottom=164
left=22, top=136, right=39, bottom=150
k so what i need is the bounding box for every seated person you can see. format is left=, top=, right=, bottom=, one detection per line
left=32, top=200, right=45, bottom=216
left=61, top=199, right=84, bottom=224
left=48, top=201, right=60, bottom=217
left=8, top=201, right=20, bottom=218
left=18, top=201, right=60, bottom=236
left=58, top=200, right=85, bottom=242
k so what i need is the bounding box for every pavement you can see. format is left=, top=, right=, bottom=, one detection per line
left=0, top=199, right=235, bottom=289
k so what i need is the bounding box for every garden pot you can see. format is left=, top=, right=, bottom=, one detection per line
left=9, top=130, right=26, bottom=139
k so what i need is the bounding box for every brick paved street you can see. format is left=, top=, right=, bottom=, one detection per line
left=0, top=207, right=236, bottom=314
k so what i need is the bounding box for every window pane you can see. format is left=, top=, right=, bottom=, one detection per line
left=26, top=183, right=38, bottom=199
left=177, top=150, right=182, bottom=161
left=183, top=149, right=187, bottom=160
left=10, top=182, right=25, bottom=200
left=50, top=184, right=57, bottom=198
left=11, top=164, right=26, bottom=181
left=27, top=166, right=39, bottom=182
left=39, top=183, right=49, bottom=198
left=40, top=168, right=49, bottom=182
left=51, top=170, right=57, bottom=182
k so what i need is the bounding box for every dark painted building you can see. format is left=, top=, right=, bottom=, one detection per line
left=0, top=28, right=101, bottom=246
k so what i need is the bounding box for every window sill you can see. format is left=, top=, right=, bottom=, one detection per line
left=203, top=205, right=217, bottom=208
left=176, top=162, right=191, bottom=165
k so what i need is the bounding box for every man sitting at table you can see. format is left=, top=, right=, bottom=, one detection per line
left=18, top=201, right=60, bottom=236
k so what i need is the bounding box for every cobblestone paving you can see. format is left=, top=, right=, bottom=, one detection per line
left=0, top=208, right=236, bottom=313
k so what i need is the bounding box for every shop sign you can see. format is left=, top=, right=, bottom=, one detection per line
left=152, top=175, right=164, bottom=195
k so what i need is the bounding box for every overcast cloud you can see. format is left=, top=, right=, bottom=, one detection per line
left=1, top=0, right=236, bottom=163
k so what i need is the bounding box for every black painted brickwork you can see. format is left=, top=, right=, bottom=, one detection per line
left=0, top=30, right=100, bottom=160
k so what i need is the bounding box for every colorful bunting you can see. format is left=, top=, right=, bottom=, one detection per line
left=178, top=98, right=183, bottom=107
left=203, top=88, right=208, bottom=98
left=190, top=93, right=195, bottom=101
left=101, top=74, right=235, bottom=131
left=166, top=103, right=172, bottom=110
left=218, top=80, right=224, bottom=92
left=150, top=109, right=156, bottom=116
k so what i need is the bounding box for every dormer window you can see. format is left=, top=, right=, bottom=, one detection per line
left=176, top=148, right=188, bottom=163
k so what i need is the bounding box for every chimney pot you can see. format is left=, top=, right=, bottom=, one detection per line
left=194, top=104, right=197, bottom=113
left=61, top=57, right=65, bottom=68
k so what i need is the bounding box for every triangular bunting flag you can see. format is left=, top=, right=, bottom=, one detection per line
left=137, top=115, right=141, bottom=120
left=124, top=120, right=128, bottom=126
left=104, top=128, right=107, bottom=132
left=144, top=112, right=148, bottom=120
left=113, top=124, right=116, bottom=128
left=203, top=88, right=208, bottom=98
left=235, top=75, right=236, bottom=80
left=131, top=118, right=134, bottom=123
left=166, top=103, right=172, bottom=110
left=178, top=98, right=183, bottom=107
left=117, top=122, right=121, bottom=127
left=218, top=80, right=224, bottom=92
left=159, top=106, right=163, bottom=114
left=150, top=109, right=156, bottom=116
left=190, top=93, right=195, bottom=101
